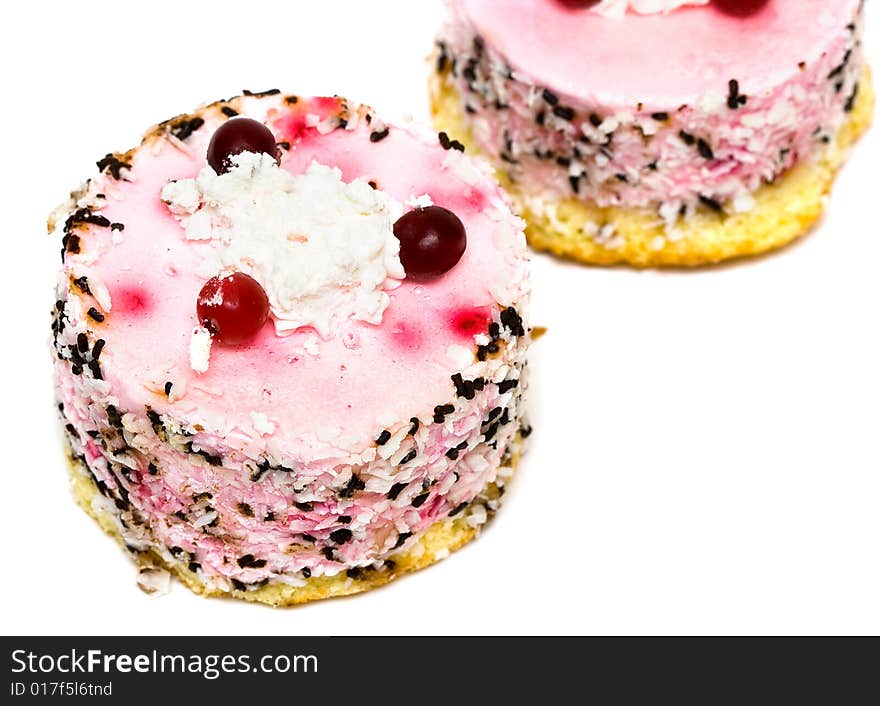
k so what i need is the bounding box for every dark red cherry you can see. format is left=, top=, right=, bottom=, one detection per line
left=393, top=206, right=467, bottom=281
left=206, top=118, right=280, bottom=174
left=554, top=0, right=600, bottom=7
left=197, top=272, right=270, bottom=345
left=711, top=0, right=770, bottom=17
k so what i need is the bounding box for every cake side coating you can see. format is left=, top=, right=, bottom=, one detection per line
left=66, top=435, right=522, bottom=606
left=434, top=0, right=873, bottom=265
left=51, top=92, right=532, bottom=603
left=431, top=68, right=874, bottom=267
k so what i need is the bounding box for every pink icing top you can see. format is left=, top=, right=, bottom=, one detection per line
left=455, top=0, right=862, bottom=109
left=70, top=96, right=528, bottom=464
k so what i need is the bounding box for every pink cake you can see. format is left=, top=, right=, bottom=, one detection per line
left=432, top=0, right=873, bottom=266
left=51, top=91, right=532, bottom=605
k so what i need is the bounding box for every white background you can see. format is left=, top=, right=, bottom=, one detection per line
left=1, top=0, right=878, bottom=636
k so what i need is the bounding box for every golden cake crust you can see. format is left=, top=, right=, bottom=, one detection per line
left=430, top=69, right=875, bottom=268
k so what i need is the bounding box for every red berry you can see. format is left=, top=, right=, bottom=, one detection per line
left=206, top=118, right=279, bottom=174
left=393, top=206, right=467, bottom=281
left=554, top=0, right=600, bottom=7
left=197, top=272, right=270, bottom=345
left=711, top=0, right=770, bottom=17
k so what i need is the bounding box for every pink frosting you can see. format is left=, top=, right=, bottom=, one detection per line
left=53, top=94, right=531, bottom=588
left=456, top=0, right=861, bottom=107
left=70, top=96, right=527, bottom=460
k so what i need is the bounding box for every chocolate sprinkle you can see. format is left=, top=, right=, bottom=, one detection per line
left=242, top=88, right=280, bottom=97
left=169, top=116, right=205, bottom=142
left=106, top=405, right=123, bottom=429
left=370, top=128, right=390, bottom=143
left=388, top=483, right=407, bottom=501
left=845, top=83, right=859, bottom=112
left=63, top=234, right=80, bottom=256
left=438, top=131, right=465, bottom=152
left=553, top=105, right=575, bottom=121
left=330, top=528, right=353, bottom=544
left=96, top=153, right=131, bottom=180
left=828, top=50, right=852, bottom=80
left=541, top=88, right=559, bottom=106
left=500, top=307, right=525, bottom=337
left=73, top=276, right=91, bottom=295
left=339, top=474, right=366, bottom=498
left=497, top=378, right=519, bottom=394
left=727, top=79, right=748, bottom=109
left=697, top=138, right=715, bottom=160
left=66, top=208, right=111, bottom=230
left=237, top=554, right=266, bottom=569
left=436, top=41, right=449, bottom=73
left=194, top=448, right=222, bottom=466
left=698, top=194, right=724, bottom=213
left=433, top=404, right=455, bottom=423
left=452, top=373, right=477, bottom=400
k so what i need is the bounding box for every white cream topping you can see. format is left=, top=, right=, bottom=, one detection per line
left=589, top=0, right=707, bottom=19
left=162, top=153, right=405, bottom=338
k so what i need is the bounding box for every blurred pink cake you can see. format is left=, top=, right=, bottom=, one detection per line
left=51, top=91, right=532, bottom=605
left=432, top=0, right=873, bottom=266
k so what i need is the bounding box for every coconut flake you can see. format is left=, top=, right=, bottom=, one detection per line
left=190, top=325, right=212, bottom=374
left=193, top=510, right=218, bottom=528
left=137, top=566, right=171, bottom=596
left=161, top=155, right=405, bottom=339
